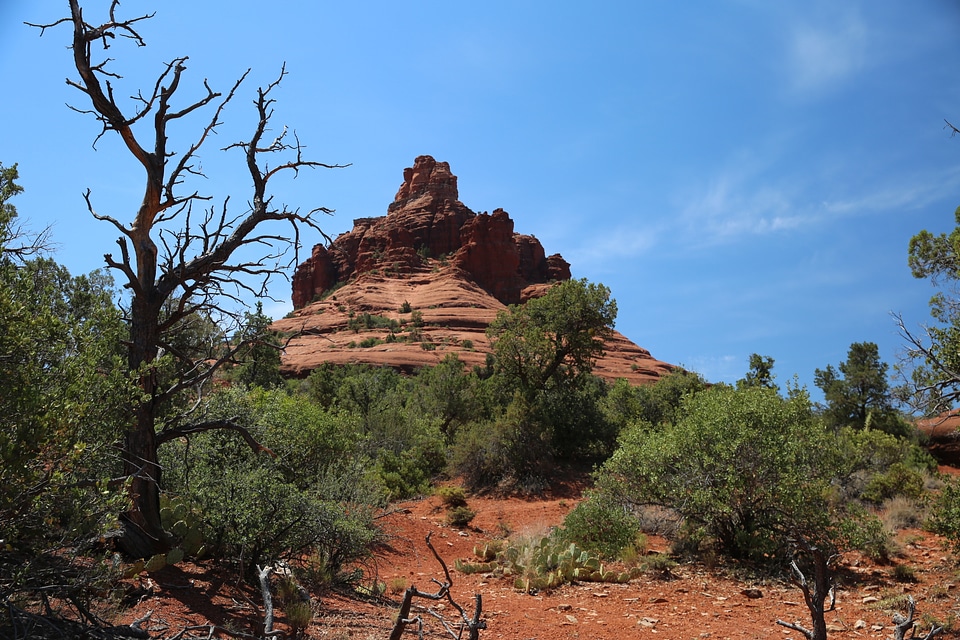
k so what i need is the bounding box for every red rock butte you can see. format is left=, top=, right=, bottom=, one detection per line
left=272, top=155, right=675, bottom=385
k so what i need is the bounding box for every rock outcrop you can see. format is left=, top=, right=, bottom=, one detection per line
left=917, top=411, right=960, bottom=465
left=291, top=155, right=570, bottom=309
left=276, top=156, right=674, bottom=386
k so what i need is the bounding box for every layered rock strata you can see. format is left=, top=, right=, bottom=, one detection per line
left=291, top=155, right=570, bottom=309
left=275, top=156, right=674, bottom=386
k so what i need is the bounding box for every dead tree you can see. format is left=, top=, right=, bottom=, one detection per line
left=29, top=0, right=344, bottom=557
left=776, top=542, right=836, bottom=640
left=389, top=532, right=485, bottom=640
left=892, top=596, right=943, bottom=640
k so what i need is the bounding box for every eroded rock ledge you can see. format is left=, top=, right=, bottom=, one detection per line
left=291, top=155, right=570, bottom=309
left=275, top=156, right=674, bottom=386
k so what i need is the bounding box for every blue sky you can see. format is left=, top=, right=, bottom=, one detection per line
left=2, top=1, right=960, bottom=397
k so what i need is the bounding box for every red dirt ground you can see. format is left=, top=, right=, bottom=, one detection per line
left=117, top=470, right=960, bottom=640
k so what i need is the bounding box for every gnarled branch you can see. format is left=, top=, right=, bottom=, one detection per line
left=389, top=532, right=486, bottom=640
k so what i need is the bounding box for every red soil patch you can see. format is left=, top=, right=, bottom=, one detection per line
left=115, top=479, right=960, bottom=640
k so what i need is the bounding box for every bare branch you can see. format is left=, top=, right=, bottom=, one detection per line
left=775, top=541, right=835, bottom=640
left=256, top=565, right=274, bottom=638
left=156, top=418, right=276, bottom=457
left=389, top=533, right=486, bottom=640
left=892, top=596, right=943, bottom=640
left=893, top=311, right=960, bottom=415
left=84, top=188, right=130, bottom=238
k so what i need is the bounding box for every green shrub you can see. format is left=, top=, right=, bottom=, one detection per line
left=284, top=600, right=313, bottom=633
left=890, top=563, right=917, bottom=582
left=160, top=388, right=384, bottom=580
left=358, top=336, right=383, bottom=348
left=861, top=462, right=925, bottom=504
left=446, top=506, right=477, bottom=528
left=560, top=494, right=641, bottom=558
left=640, top=553, right=678, bottom=577
left=837, top=509, right=896, bottom=563
left=617, top=535, right=649, bottom=566
left=596, top=386, right=838, bottom=562
left=376, top=438, right=445, bottom=500
left=449, top=399, right=552, bottom=492
left=436, top=486, right=468, bottom=508
left=348, top=312, right=400, bottom=333
left=927, top=477, right=960, bottom=554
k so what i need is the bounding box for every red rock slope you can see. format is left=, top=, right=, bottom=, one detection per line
left=272, top=156, right=674, bottom=386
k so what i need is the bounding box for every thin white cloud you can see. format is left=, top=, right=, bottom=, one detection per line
left=683, top=174, right=807, bottom=243
left=675, top=160, right=960, bottom=248
left=821, top=167, right=960, bottom=217
left=788, top=13, right=868, bottom=96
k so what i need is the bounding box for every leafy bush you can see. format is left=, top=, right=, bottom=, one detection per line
left=436, top=486, right=468, bottom=508
left=639, top=553, right=677, bottom=577
left=836, top=508, right=896, bottom=563
left=0, top=249, right=134, bottom=602
left=348, top=312, right=399, bottom=333
left=596, top=385, right=840, bottom=562
left=560, top=494, right=641, bottom=558
left=160, top=387, right=385, bottom=580
left=375, top=437, right=445, bottom=500
left=631, top=370, right=708, bottom=427
left=449, top=397, right=552, bottom=492
left=860, top=462, right=925, bottom=504
left=927, top=477, right=960, bottom=554
left=446, top=506, right=477, bottom=528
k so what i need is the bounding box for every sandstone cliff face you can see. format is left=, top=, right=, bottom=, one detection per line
left=278, top=156, right=674, bottom=386
left=292, top=155, right=570, bottom=309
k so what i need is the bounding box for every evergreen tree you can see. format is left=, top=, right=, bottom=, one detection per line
left=814, top=342, right=899, bottom=433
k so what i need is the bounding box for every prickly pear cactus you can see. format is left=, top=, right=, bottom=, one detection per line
left=159, top=495, right=207, bottom=559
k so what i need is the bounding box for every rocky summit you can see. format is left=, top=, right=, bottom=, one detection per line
left=272, top=155, right=674, bottom=385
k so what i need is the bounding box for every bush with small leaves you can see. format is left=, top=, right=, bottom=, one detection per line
left=861, top=462, right=926, bottom=504
left=927, top=477, right=960, bottom=554
left=891, top=563, right=917, bottom=582
left=838, top=508, right=897, bottom=563
left=285, top=600, right=313, bottom=635
left=597, top=385, right=840, bottom=562
left=560, top=493, right=642, bottom=559
left=436, top=486, right=468, bottom=508
left=160, top=387, right=385, bottom=580
left=446, top=506, right=477, bottom=528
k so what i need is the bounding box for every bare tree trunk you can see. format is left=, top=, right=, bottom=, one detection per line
left=776, top=544, right=835, bottom=640
left=31, top=0, right=342, bottom=558
left=118, top=404, right=167, bottom=557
